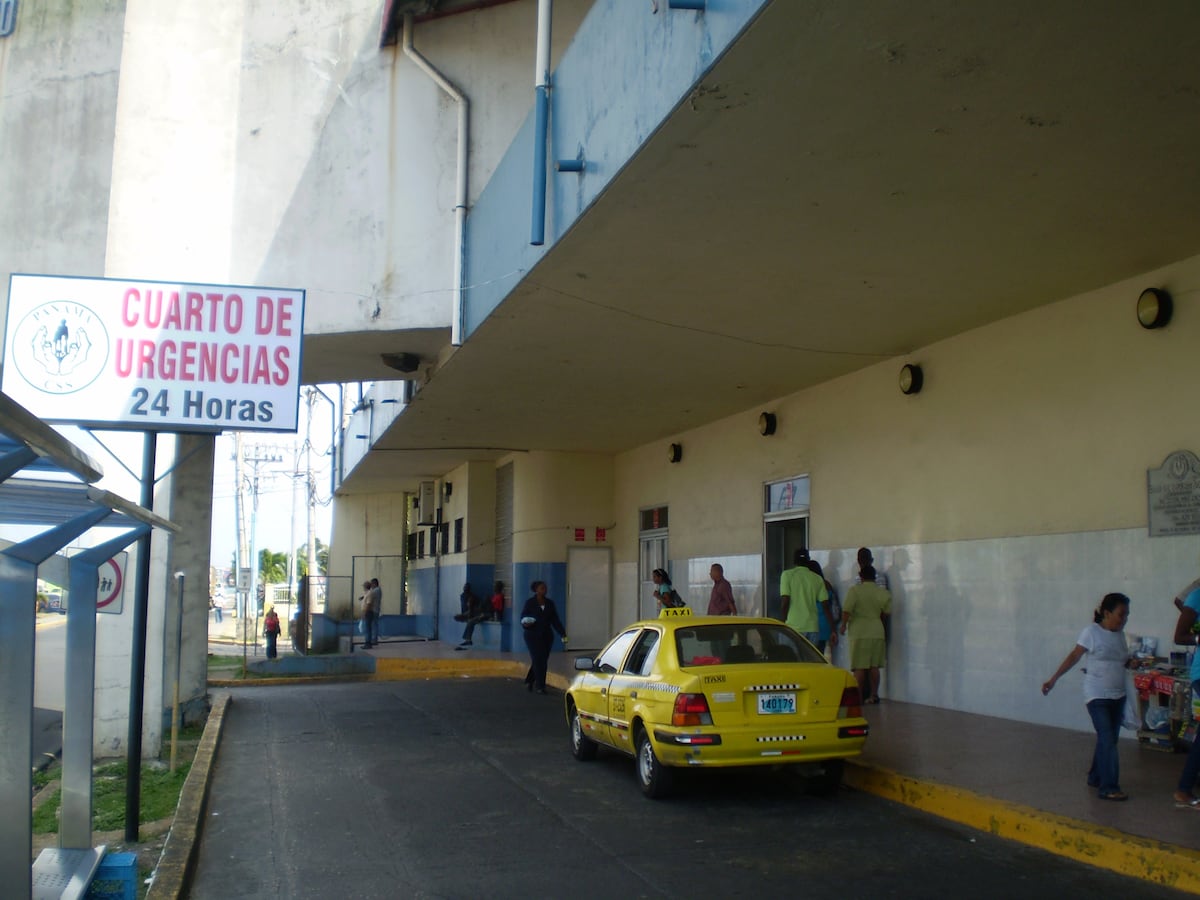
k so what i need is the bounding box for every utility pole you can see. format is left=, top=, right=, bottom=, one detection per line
left=241, top=444, right=283, bottom=641
left=306, top=388, right=318, bottom=580
left=233, top=433, right=245, bottom=617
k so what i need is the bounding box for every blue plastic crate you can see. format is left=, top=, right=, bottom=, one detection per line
left=87, top=851, right=137, bottom=900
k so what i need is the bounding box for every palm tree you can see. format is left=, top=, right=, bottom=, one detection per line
left=258, top=549, right=288, bottom=584
left=295, top=539, right=329, bottom=578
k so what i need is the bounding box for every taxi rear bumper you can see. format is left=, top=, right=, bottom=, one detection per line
left=651, top=720, right=868, bottom=767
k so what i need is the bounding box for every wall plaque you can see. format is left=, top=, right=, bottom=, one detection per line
left=1147, top=450, right=1200, bottom=537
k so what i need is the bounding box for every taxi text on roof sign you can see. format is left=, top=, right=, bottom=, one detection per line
left=660, top=607, right=692, bottom=618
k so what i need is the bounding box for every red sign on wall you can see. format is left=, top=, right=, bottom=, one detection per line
left=595, top=527, right=606, bottom=542
left=574, top=528, right=585, bottom=542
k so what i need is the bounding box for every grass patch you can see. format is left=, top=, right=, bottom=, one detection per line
left=33, top=761, right=193, bottom=835
left=33, top=763, right=59, bottom=789
left=33, top=731, right=202, bottom=836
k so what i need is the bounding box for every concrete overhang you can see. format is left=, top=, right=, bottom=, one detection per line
left=300, top=327, right=449, bottom=386
left=342, top=1, right=1200, bottom=493
left=0, top=392, right=177, bottom=533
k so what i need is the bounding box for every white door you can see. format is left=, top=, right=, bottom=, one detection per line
left=566, top=546, right=611, bottom=649
left=639, top=535, right=667, bottom=620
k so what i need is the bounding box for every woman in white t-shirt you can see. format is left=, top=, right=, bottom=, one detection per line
left=1042, top=593, right=1134, bottom=801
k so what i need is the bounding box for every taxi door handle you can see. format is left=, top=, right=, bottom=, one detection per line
left=630, top=691, right=638, bottom=699
left=601, top=688, right=607, bottom=696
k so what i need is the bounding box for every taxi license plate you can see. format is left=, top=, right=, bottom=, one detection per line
left=757, top=692, right=796, bottom=715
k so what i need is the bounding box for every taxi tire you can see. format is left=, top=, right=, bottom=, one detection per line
left=570, top=703, right=598, bottom=761
left=635, top=728, right=673, bottom=799
left=807, top=758, right=844, bottom=797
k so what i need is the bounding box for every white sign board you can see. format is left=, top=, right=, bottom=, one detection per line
left=62, top=550, right=128, bottom=614
left=96, top=554, right=127, bottom=614
left=2, top=274, right=305, bottom=432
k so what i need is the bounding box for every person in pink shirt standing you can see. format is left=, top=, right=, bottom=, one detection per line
left=707, top=564, right=737, bottom=615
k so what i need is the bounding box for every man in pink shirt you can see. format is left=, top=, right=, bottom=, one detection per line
left=708, top=564, right=737, bottom=615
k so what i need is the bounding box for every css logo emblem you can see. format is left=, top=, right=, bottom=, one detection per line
left=12, top=302, right=109, bottom=395
left=0, top=0, right=17, bottom=39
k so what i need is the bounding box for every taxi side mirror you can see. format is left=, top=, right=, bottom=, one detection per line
left=573, top=657, right=595, bottom=671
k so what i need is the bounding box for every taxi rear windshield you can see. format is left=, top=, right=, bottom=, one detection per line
left=676, top=624, right=826, bottom=667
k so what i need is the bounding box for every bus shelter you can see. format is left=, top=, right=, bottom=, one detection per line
left=0, top=392, right=176, bottom=899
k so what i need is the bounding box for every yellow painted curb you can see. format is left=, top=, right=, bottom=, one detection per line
left=206, top=659, right=577, bottom=689
left=146, top=691, right=231, bottom=900
left=372, top=658, right=534, bottom=682
left=845, top=762, right=1200, bottom=894
left=207, top=674, right=372, bottom=688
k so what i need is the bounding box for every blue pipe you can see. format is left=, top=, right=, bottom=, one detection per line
left=531, top=84, right=549, bottom=246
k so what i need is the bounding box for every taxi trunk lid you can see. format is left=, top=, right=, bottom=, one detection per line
left=693, top=663, right=851, bottom=726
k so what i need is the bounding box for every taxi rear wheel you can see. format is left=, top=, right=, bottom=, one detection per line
left=806, top=758, right=845, bottom=797
left=570, top=703, right=598, bottom=761
left=635, top=728, right=673, bottom=799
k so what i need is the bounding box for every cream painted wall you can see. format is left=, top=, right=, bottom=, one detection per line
left=611, top=251, right=1200, bottom=730
left=328, top=490, right=409, bottom=579
left=466, top=461, right=497, bottom=564
left=617, top=251, right=1200, bottom=557
left=513, top=451, right=613, bottom=562
left=810, top=254, right=1200, bottom=548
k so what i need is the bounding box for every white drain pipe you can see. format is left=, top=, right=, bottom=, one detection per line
left=403, top=12, right=469, bottom=346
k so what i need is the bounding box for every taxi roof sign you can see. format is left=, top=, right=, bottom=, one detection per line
left=660, top=607, right=692, bottom=618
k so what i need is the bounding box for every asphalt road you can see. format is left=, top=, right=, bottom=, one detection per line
left=188, top=680, right=1187, bottom=900
left=35, top=614, right=66, bottom=711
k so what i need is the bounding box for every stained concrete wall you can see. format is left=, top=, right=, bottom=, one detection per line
left=0, top=0, right=125, bottom=342
left=243, top=0, right=593, bottom=338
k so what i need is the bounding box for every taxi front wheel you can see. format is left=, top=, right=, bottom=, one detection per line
left=635, top=728, right=673, bottom=799
left=570, top=703, right=598, bottom=761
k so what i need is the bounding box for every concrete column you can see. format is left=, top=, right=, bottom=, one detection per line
left=163, top=434, right=216, bottom=727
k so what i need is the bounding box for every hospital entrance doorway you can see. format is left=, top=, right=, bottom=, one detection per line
left=763, top=476, right=811, bottom=621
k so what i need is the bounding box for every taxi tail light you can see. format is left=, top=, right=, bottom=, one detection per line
left=838, top=686, right=862, bottom=719
left=672, top=693, right=714, bottom=727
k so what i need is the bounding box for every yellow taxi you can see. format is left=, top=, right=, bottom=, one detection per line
left=565, top=609, right=868, bottom=798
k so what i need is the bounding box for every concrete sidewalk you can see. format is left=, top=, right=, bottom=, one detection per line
left=167, top=636, right=1200, bottom=896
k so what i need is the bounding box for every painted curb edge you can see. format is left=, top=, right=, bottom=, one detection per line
left=844, top=761, right=1200, bottom=895
left=145, top=691, right=231, bottom=900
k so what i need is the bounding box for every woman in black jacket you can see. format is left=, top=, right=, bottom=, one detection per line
left=520, top=580, right=567, bottom=694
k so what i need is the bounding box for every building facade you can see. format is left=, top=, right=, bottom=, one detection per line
left=3, top=0, right=1200, bottom=743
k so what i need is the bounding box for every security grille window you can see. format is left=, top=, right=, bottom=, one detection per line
left=454, top=518, right=464, bottom=554
left=406, top=533, right=417, bottom=561
left=440, top=522, right=450, bottom=555
left=417, top=531, right=426, bottom=559
left=639, top=506, right=669, bottom=531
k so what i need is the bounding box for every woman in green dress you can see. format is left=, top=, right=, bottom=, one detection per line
left=840, top=565, right=891, bottom=703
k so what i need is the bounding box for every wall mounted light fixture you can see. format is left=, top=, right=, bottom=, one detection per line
left=899, top=363, right=923, bottom=395
left=667, top=443, right=683, bottom=464
left=1136, top=287, right=1173, bottom=329
left=758, top=412, right=777, bottom=436
left=443, top=482, right=453, bottom=500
